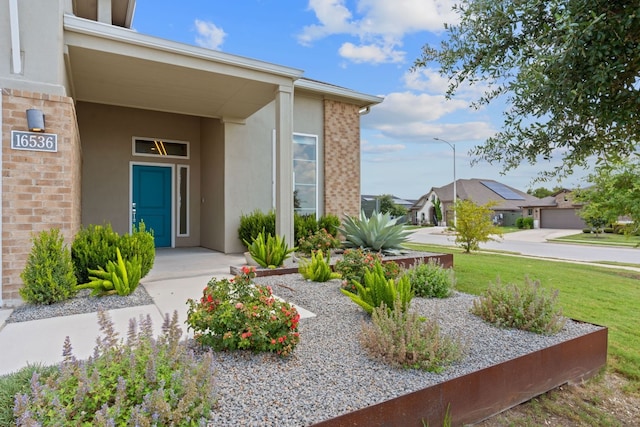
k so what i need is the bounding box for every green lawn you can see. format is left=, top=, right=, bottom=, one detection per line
left=552, top=232, right=640, bottom=247
left=406, top=243, right=640, bottom=392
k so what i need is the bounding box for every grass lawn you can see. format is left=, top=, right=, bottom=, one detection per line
left=406, top=243, right=640, bottom=393
left=552, top=232, right=640, bottom=247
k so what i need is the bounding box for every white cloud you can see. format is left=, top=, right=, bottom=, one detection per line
left=194, top=19, right=227, bottom=50
left=298, top=0, right=458, bottom=64
left=365, top=91, right=469, bottom=123
left=361, top=140, right=406, bottom=154
left=403, top=68, right=493, bottom=99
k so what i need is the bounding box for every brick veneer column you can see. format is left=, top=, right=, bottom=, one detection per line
left=1, top=89, right=81, bottom=306
left=323, top=99, right=361, bottom=219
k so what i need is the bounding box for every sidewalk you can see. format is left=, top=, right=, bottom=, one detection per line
left=0, top=248, right=314, bottom=377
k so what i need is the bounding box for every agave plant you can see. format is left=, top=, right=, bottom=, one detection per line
left=338, top=210, right=411, bottom=254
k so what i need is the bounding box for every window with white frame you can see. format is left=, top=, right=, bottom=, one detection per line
left=293, top=133, right=318, bottom=217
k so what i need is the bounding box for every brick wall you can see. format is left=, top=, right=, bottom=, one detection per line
left=1, top=89, right=81, bottom=306
left=323, top=99, right=361, bottom=219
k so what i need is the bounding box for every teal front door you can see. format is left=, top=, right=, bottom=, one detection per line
left=132, top=165, right=172, bottom=247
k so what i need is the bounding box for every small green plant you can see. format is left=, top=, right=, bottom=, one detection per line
left=471, top=277, right=567, bottom=334
left=186, top=266, right=301, bottom=356
left=318, top=214, right=341, bottom=237
left=71, top=223, right=121, bottom=284
left=341, top=261, right=414, bottom=315
left=20, top=228, right=77, bottom=305
left=76, top=248, right=142, bottom=296
left=403, top=259, right=454, bottom=298
left=238, top=210, right=276, bottom=247
left=244, top=231, right=296, bottom=268
left=295, top=212, right=319, bottom=242
left=516, top=217, right=525, bottom=229
left=361, top=299, right=463, bottom=372
left=334, top=249, right=400, bottom=293
left=12, top=311, right=216, bottom=425
left=523, top=217, right=534, bottom=229
left=297, top=228, right=341, bottom=256
left=298, top=250, right=341, bottom=282
left=119, top=221, right=155, bottom=278
left=338, top=210, right=411, bottom=254
left=454, top=200, right=503, bottom=253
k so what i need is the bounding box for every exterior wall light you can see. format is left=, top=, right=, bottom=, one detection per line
left=26, top=109, right=45, bottom=132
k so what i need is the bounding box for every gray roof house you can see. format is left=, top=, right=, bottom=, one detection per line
left=410, top=179, right=543, bottom=226
left=0, top=0, right=382, bottom=306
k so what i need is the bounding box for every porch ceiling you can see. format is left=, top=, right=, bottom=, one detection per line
left=63, top=16, right=302, bottom=120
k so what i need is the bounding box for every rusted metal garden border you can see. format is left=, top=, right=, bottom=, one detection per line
left=312, top=324, right=607, bottom=426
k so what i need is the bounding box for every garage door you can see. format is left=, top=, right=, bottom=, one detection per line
left=540, top=209, right=586, bottom=229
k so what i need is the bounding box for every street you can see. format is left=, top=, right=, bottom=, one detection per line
left=408, top=227, right=640, bottom=265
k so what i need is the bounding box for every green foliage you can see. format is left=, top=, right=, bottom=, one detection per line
left=13, top=311, right=216, bottom=425
left=523, top=217, right=534, bottom=229
left=298, top=250, right=341, bottom=282
left=238, top=210, right=276, bottom=247
left=341, top=261, right=414, bottom=315
left=294, top=213, right=319, bottom=242
left=0, top=364, right=57, bottom=426
left=471, top=277, right=567, bottom=335
left=414, top=0, right=640, bottom=181
left=318, top=214, right=341, bottom=237
left=71, top=223, right=120, bottom=284
left=333, top=249, right=401, bottom=293
left=454, top=200, right=503, bottom=253
left=515, top=217, right=524, bottom=229
left=71, top=222, right=154, bottom=284
left=244, top=231, right=296, bottom=268
left=20, top=229, right=77, bottom=305
left=361, top=299, right=463, bottom=372
left=433, top=198, right=443, bottom=223
left=403, top=259, right=454, bottom=298
left=576, top=160, right=640, bottom=236
left=186, top=267, right=300, bottom=356
left=76, top=248, right=142, bottom=296
left=119, top=221, right=155, bottom=279
left=338, top=210, right=411, bottom=254
left=378, top=194, right=408, bottom=217
left=297, top=228, right=341, bottom=256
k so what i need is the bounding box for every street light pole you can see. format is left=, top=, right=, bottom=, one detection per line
left=433, top=137, right=456, bottom=227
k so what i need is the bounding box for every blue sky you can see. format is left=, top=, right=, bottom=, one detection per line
left=132, top=0, right=591, bottom=200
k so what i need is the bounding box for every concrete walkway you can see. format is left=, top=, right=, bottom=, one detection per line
left=0, top=248, right=314, bottom=376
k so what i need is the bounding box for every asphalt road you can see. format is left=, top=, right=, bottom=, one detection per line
left=408, top=228, right=640, bottom=265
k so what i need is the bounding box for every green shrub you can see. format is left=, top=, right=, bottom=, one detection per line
left=244, top=231, right=296, bottom=268
left=238, top=210, right=276, bottom=247
left=298, top=250, right=341, bottom=282
left=13, top=311, right=216, bottom=425
left=20, top=229, right=78, bottom=305
left=297, top=228, right=341, bottom=256
left=338, top=210, right=411, bottom=254
left=603, top=227, right=614, bottom=233
left=0, top=364, right=57, bottom=426
left=334, top=249, right=401, bottom=293
left=71, top=223, right=120, bottom=284
left=515, top=217, right=525, bottom=229
left=583, top=228, right=593, bottom=233
left=471, top=277, right=567, bottom=334
left=77, top=248, right=142, bottom=296
left=360, top=299, right=463, bottom=372
left=294, top=213, right=319, bottom=242
left=119, top=221, right=155, bottom=278
left=318, top=214, right=341, bottom=237
left=341, top=261, right=414, bottom=315
left=403, top=259, right=454, bottom=298
left=186, top=266, right=300, bottom=356
left=523, top=217, right=534, bottom=229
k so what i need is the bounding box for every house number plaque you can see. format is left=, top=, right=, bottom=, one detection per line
left=11, top=131, right=58, bottom=152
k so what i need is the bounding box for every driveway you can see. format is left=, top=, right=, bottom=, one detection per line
left=409, top=227, right=640, bottom=265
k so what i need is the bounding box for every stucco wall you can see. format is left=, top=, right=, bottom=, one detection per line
left=200, top=117, right=225, bottom=251
left=77, top=102, right=201, bottom=247
left=1, top=89, right=81, bottom=306
left=323, top=99, right=361, bottom=218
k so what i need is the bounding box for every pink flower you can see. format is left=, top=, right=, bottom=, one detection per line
left=235, top=302, right=244, bottom=310
left=241, top=331, right=252, bottom=339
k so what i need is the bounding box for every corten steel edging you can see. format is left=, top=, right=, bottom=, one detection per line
left=230, top=252, right=453, bottom=277
left=312, top=325, right=607, bottom=427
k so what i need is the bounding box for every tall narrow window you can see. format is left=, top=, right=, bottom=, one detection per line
left=293, top=133, right=318, bottom=217
left=178, top=165, right=189, bottom=236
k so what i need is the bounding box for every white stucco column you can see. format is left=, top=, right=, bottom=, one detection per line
left=97, top=0, right=112, bottom=24
left=274, top=85, right=294, bottom=247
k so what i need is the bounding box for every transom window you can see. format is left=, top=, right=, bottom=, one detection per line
left=133, top=137, right=189, bottom=159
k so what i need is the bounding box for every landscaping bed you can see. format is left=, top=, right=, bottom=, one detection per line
left=201, top=274, right=606, bottom=426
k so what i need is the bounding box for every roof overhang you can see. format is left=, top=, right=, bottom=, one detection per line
left=63, top=15, right=304, bottom=120
left=296, top=78, right=383, bottom=108
left=72, top=0, right=136, bottom=28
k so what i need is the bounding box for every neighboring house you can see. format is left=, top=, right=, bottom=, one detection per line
left=361, top=195, right=416, bottom=218
left=0, top=1, right=382, bottom=306
left=410, top=179, right=543, bottom=227
left=521, top=189, right=587, bottom=229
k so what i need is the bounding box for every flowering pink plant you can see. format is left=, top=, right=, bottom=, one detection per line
left=186, top=266, right=300, bottom=356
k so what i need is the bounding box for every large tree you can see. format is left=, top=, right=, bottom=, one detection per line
left=414, top=0, right=640, bottom=179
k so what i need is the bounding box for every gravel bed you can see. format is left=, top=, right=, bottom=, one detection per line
left=5, top=286, right=154, bottom=324
left=202, top=274, right=601, bottom=426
